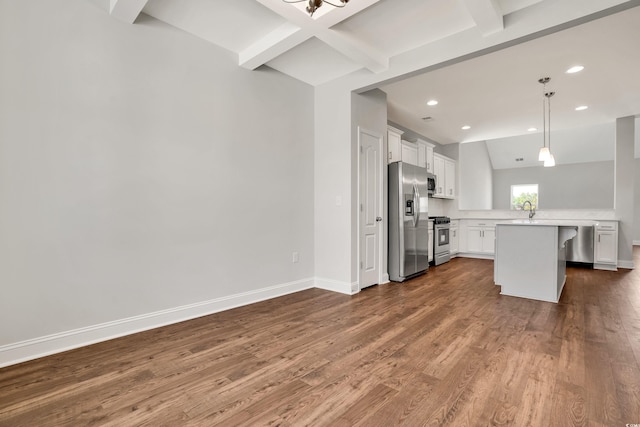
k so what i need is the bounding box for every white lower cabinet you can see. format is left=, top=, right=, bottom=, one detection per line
left=594, top=221, right=618, bottom=270
left=450, top=220, right=459, bottom=256
left=460, top=220, right=496, bottom=257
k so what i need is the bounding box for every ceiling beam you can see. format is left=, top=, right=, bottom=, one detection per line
left=240, top=23, right=311, bottom=70
left=252, top=0, right=387, bottom=73
left=317, top=30, right=388, bottom=73
left=461, top=0, right=504, bottom=36
left=109, top=0, right=149, bottom=24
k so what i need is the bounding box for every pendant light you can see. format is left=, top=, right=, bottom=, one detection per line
left=537, top=77, right=556, bottom=167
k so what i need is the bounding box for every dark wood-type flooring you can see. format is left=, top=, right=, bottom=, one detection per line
left=2, top=249, right=640, bottom=426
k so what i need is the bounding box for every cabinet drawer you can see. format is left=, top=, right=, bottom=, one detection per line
left=595, top=221, right=617, bottom=231
left=463, top=220, right=496, bottom=228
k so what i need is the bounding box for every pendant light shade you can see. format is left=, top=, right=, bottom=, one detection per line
left=544, top=153, right=556, bottom=167
left=538, top=146, right=551, bottom=162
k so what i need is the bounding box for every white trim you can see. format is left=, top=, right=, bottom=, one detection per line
left=314, top=277, right=357, bottom=295
left=0, top=278, right=314, bottom=368
left=594, top=263, right=617, bottom=271
left=633, top=240, right=640, bottom=246
left=357, top=126, right=385, bottom=288
left=456, top=252, right=495, bottom=260
left=617, top=260, right=635, bottom=269
left=381, top=273, right=390, bottom=284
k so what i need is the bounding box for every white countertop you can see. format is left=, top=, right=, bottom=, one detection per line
left=496, top=219, right=600, bottom=226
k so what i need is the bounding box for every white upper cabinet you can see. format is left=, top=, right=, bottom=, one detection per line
left=444, top=157, right=455, bottom=198
left=416, top=139, right=435, bottom=173
left=426, top=144, right=434, bottom=174
left=387, top=126, right=403, bottom=164
left=400, top=140, right=418, bottom=166
left=433, top=153, right=456, bottom=199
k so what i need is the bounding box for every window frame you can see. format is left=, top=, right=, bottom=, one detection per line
left=510, top=184, right=539, bottom=210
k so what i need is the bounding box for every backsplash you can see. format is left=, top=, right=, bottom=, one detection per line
left=428, top=197, right=449, bottom=217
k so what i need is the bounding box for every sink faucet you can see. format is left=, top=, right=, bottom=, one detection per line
left=522, top=200, right=535, bottom=220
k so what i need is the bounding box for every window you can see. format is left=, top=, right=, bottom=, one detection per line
left=511, top=184, right=538, bottom=210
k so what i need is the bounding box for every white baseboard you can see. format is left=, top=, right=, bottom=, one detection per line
left=618, top=260, right=635, bottom=269
left=381, top=273, right=390, bottom=284
left=456, top=252, right=495, bottom=260
left=594, top=263, right=617, bottom=271
left=633, top=240, right=640, bottom=246
left=314, top=277, right=358, bottom=295
left=0, top=277, right=314, bottom=369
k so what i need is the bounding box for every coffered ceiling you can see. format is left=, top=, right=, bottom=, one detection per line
left=104, top=0, right=640, bottom=147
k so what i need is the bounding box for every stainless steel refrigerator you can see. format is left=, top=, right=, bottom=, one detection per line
left=388, top=162, right=430, bottom=282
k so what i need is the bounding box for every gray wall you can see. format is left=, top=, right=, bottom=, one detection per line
left=615, top=117, right=635, bottom=264
left=493, top=161, right=614, bottom=210
left=636, top=158, right=640, bottom=243
left=0, top=0, right=314, bottom=346
left=459, top=141, right=493, bottom=210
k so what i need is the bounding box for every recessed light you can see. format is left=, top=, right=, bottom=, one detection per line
left=566, top=65, right=584, bottom=74
left=427, top=100, right=438, bottom=106
left=575, top=105, right=588, bottom=111
left=527, top=127, right=537, bottom=132
left=461, top=125, right=471, bottom=130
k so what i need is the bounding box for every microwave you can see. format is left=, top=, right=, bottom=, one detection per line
left=427, top=173, right=436, bottom=196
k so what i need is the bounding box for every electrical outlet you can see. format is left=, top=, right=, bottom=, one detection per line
left=292, top=252, right=299, bottom=263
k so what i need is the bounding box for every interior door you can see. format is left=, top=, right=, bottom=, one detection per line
left=359, top=128, right=382, bottom=289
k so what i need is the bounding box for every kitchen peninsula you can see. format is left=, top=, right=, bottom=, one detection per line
left=494, top=221, right=578, bottom=303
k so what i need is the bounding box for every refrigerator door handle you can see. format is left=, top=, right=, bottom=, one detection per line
left=414, top=184, right=420, bottom=227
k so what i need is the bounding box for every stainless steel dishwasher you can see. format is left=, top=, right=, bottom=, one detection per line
left=565, top=225, right=594, bottom=264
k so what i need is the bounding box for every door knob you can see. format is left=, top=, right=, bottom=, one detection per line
left=376, top=217, right=383, bottom=222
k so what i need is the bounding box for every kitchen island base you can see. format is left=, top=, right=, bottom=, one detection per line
left=494, top=223, right=577, bottom=303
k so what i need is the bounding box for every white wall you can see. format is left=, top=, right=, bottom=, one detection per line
left=314, top=84, right=353, bottom=292
left=0, top=0, right=314, bottom=353
left=459, top=141, right=493, bottom=210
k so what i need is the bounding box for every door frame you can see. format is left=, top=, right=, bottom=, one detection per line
left=357, top=126, right=385, bottom=291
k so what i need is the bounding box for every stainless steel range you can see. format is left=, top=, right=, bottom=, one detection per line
left=430, top=216, right=451, bottom=266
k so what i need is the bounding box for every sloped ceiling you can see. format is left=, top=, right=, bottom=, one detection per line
left=104, top=0, right=640, bottom=163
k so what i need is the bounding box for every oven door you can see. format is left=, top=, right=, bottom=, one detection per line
left=435, top=225, right=450, bottom=252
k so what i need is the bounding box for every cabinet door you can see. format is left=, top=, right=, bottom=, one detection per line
left=595, top=231, right=616, bottom=263
left=433, top=155, right=445, bottom=197
left=426, top=145, right=434, bottom=174
left=450, top=226, right=459, bottom=254
left=481, top=227, right=496, bottom=254
left=387, top=129, right=402, bottom=164
left=444, top=159, right=455, bottom=199
left=466, top=227, right=483, bottom=253
left=417, top=141, right=427, bottom=168
left=401, top=141, right=418, bottom=166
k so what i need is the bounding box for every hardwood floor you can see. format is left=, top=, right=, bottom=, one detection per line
left=1, top=249, right=639, bottom=426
